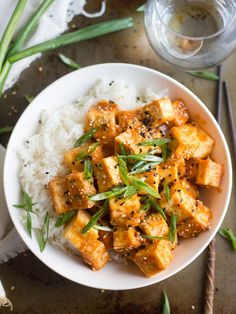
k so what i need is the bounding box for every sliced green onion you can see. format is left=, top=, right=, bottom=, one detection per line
left=0, top=0, right=54, bottom=96
left=149, top=196, right=167, bottom=220
left=120, top=154, right=163, bottom=162
left=55, top=210, right=77, bottom=227
left=58, top=53, right=81, bottom=70
left=123, top=186, right=137, bottom=198
left=13, top=189, right=36, bottom=213
left=129, top=176, right=160, bottom=198
left=138, top=138, right=171, bottom=147
left=90, top=186, right=127, bottom=201
left=130, top=161, right=160, bottom=175
left=84, top=159, right=93, bottom=182
left=162, top=290, right=171, bottom=314
left=0, top=126, right=14, bottom=134
left=37, top=211, right=50, bottom=252
left=25, top=94, right=34, bottom=103
left=119, top=143, right=127, bottom=156
left=93, top=224, right=113, bottom=232
left=187, top=71, right=219, bottom=80
left=136, top=4, right=146, bottom=12
left=75, top=142, right=99, bottom=160
left=163, top=182, right=170, bottom=203
left=26, top=211, right=32, bottom=237
left=82, top=200, right=108, bottom=233
left=162, top=143, right=168, bottom=161
left=142, top=234, right=167, bottom=240
left=8, top=18, right=134, bottom=64
left=168, top=211, right=177, bottom=244
left=117, top=155, right=130, bottom=186
left=140, top=202, right=151, bottom=213
left=73, top=128, right=97, bottom=148
left=219, top=227, right=236, bottom=250
left=0, top=0, right=27, bottom=71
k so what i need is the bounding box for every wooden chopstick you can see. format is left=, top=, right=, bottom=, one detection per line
left=223, top=81, right=236, bottom=170
left=203, top=64, right=222, bottom=314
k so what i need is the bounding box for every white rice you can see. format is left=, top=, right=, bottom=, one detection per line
left=18, top=79, right=168, bottom=249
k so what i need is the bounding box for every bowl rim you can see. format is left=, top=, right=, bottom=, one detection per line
left=3, top=62, right=232, bottom=290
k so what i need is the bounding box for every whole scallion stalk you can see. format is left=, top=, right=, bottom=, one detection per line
left=0, top=0, right=27, bottom=72
left=8, top=18, right=133, bottom=64
left=0, top=0, right=55, bottom=96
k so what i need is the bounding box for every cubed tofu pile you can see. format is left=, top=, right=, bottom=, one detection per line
left=48, top=98, right=223, bottom=277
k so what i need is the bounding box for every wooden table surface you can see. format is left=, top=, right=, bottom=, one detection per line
left=0, top=1, right=235, bottom=313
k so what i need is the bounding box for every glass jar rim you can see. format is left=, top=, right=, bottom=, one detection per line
left=152, top=0, right=236, bottom=40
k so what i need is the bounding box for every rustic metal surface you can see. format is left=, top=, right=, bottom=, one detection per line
left=0, top=1, right=235, bottom=313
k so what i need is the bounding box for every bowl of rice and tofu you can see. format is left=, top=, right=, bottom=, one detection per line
left=4, top=63, right=232, bottom=290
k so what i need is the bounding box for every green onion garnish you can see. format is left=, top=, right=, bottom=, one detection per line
left=58, top=53, right=81, bottom=70
left=219, top=227, right=236, bottom=250
left=187, top=71, right=219, bottom=80
left=138, top=138, right=171, bottom=147
left=82, top=200, right=108, bottom=233
left=37, top=211, right=50, bottom=252
left=73, top=128, right=97, bottom=148
left=55, top=210, right=77, bottom=227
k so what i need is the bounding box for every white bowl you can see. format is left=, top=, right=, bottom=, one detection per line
left=4, top=63, right=232, bottom=290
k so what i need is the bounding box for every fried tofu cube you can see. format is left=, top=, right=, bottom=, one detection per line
left=117, top=110, right=142, bottom=132
left=66, top=172, right=96, bottom=210
left=192, top=124, right=214, bottom=158
left=159, top=185, right=197, bottom=223
left=133, top=240, right=173, bottom=277
left=172, top=179, right=199, bottom=199
left=196, top=159, right=223, bottom=188
left=64, top=142, right=99, bottom=172
left=159, top=159, right=185, bottom=184
left=95, top=156, right=122, bottom=192
left=91, top=145, right=113, bottom=176
left=185, top=158, right=199, bottom=181
left=115, top=129, right=153, bottom=155
left=177, top=201, right=212, bottom=238
left=135, top=169, right=160, bottom=195
left=99, top=229, right=113, bottom=250
left=109, top=195, right=142, bottom=227
left=64, top=209, right=109, bottom=270
left=48, top=177, right=72, bottom=214
left=139, top=98, right=175, bottom=127
left=85, top=101, right=119, bottom=145
left=170, top=124, right=200, bottom=159
left=140, top=213, right=169, bottom=237
left=172, top=99, right=190, bottom=126
left=113, top=227, right=142, bottom=252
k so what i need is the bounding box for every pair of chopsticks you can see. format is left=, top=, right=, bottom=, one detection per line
left=204, top=65, right=236, bottom=314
